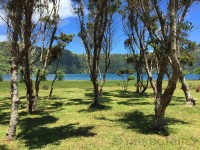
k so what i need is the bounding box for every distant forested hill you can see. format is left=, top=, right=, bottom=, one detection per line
left=0, top=42, right=131, bottom=74
left=0, top=42, right=10, bottom=74
left=1, top=41, right=199, bottom=74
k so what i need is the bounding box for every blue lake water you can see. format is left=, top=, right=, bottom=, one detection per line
left=2, top=73, right=200, bottom=81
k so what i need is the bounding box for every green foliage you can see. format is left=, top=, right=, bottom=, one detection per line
left=128, top=75, right=135, bottom=81
left=193, top=66, right=200, bottom=79
left=57, top=69, right=65, bottom=81
left=179, top=52, right=194, bottom=67
left=41, top=70, right=49, bottom=81
left=0, top=42, right=10, bottom=74
left=117, top=69, right=134, bottom=75
left=182, top=70, right=190, bottom=75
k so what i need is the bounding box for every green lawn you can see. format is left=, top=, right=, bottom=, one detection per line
left=0, top=80, right=200, bottom=150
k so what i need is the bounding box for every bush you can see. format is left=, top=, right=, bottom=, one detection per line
left=189, top=83, right=196, bottom=90
left=128, top=75, right=135, bottom=81
left=42, top=85, right=49, bottom=90
left=57, top=69, right=65, bottom=81
left=196, top=85, right=200, bottom=92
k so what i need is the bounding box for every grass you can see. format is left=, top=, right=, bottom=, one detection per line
left=0, top=80, right=200, bottom=150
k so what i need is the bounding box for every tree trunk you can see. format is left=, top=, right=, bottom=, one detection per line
left=154, top=0, right=181, bottom=130
left=136, top=70, right=140, bottom=93
left=6, top=58, right=20, bottom=140
left=24, top=53, right=34, bottom=113
left=154, top=79, right=178, bottom=130
left=99, top=85, right=103, bottom=96
left=6, top=0, right=22, bottom=140
left=34, top=68, right=41, bottom=110
left=92, top=78, right=100, bottom=106
left=26, top=82, right=34, bottom=113
left=140, top=78, right=149, bottom=95
left=180, top=73, right=196, bottom=106
left=48, top=73, right=57, bottom=99
left=143, top=53, right=157, bottom=95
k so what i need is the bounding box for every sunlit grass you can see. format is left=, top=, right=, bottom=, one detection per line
left=0, top=80, right=200, bottom=150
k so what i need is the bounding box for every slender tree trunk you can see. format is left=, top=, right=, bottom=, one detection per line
left=99, top=81, right=104, bottom=96
left=143, top=53, right=157, bottom=96
left=26, top=82, right=34, bottom=112
left=180, top=73, right=196, bottom=106
left=93, top=81, right=100, bottom=106
left=34, top=68, right=41, bottom=110
left=6, top=0, right=23, bottom=140
left=154, top=0, right=181, bottom=130
left=48, top=59, right=60, bottom=99
left=48, top=74, right=57, bottom=99
left=140, top=78, right=149, bottom=95
left=136, top=70, right=140, bottom=93
left=24, top=53, right=34, bottom=113
left=6, top=58, right=20, bottom=140
left=91, top=74, right=100, bottom=106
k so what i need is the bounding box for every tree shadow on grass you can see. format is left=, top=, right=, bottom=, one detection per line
left=65, top=98, right=91, bottom=106
left=50, top=101, right=64, bottom=108
left=18, top=121, right=95, bottom=149
left=0, top=144, right=9, bottom=150
left=0, top=112, right=9, bottom=125
left=40, top=96, right=66, bottom=100
left=169, top=96, right=186, bottom=106
left=117, top=110, right=189, bottom=136
left=117, top=99, right=153, bottom=106
left=113, top=90, right=154, bottom=99
left=85, top=92, right=113, bottom=104
left=0, top=101, right=10, bottom=110
left=19, top=115, right=58, bottom=130
left=78, top=104, right=112, bottom=113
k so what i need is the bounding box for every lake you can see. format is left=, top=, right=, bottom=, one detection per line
left=2, top=74, right=199, bottom=81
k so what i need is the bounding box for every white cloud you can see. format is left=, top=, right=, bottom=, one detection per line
left=33, top=0, right=76, bottom=23
left=0, top=35, right=7, bottom=41
left=49, top=0, right=76, bottom=19
left=58, top=0, right=76, bottom=19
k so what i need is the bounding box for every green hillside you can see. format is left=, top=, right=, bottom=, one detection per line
left=0, top=42, right=131, bottom=74
left=1, top=41, right=199, bottom=74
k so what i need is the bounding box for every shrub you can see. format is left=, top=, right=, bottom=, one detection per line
left=196, top=85, right=200, bottom=92
left=189, top=83, right=196, bottom=90
left=42, top=85, right=49, bottom=90
left=128, top=75, right=135, bottom=81
left=57, top=69, right=65, bottom=81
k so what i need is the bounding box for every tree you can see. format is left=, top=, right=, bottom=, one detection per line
left=122, top=4, right=157, bottom=95
left=48, top=33, right=74, bottom=99
left=128, top=0, right=196, bottom=130
left=117, top=69, right=134, bottom=91
left=34, top=0, right=60, bottom=110
left=1, top=0, right=23, bottom=140
left=18, top=0, right=35, bottom=113
left=179, top=39, right=196, bottom=106
left=75, top=0, right=120, bottom=106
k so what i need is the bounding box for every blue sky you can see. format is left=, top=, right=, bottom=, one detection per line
left=0, top=0, right=200, bottom=54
